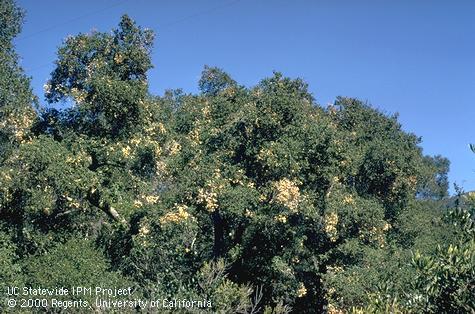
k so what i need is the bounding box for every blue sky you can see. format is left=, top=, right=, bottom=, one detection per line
left=15, top=0, right=475, bottom=193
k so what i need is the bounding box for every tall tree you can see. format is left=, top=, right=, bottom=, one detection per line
left=0, top=0, right=36, bottom=159
left=45, top=14, right=154, bottom=138
left=418, top=155, right=450, bottom=200
left=0, top=0, right=36, bottom=289
left=0, top=15, right=167, bottom=257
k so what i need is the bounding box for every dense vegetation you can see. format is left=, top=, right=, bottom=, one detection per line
left=1, top=1, right=474, bottom=312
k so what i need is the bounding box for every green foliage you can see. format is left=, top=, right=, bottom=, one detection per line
left=165, top=71, right=339, bottom=312
left=330, top=97, right=425, bottom=220
left=23, top=238, right=134, bottom=310
left=358, top=196, right=475, bottom=314
left=199, top=65, right=237, bottom=96
left=45, top=14, right=153, bottom=138
left=0, top=0, right=37, bottom=158
left=194, top=259, right=259, bottom=313
left=1, top=2, right=469, bottom=313
left=418, top=155, right=450, bottom=200
left=0, top=0, right=23, bottom=47
left=395, top=199, right=455, bottom=251
left=0, top=225, right=23, bottom=288
left=411, top=202, right=475, bottom=313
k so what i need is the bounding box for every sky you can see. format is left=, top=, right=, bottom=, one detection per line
left=14, top=0, right=475, bottom=194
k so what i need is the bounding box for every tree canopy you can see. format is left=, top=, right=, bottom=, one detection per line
left=0, top=2, right=472, bottom=313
